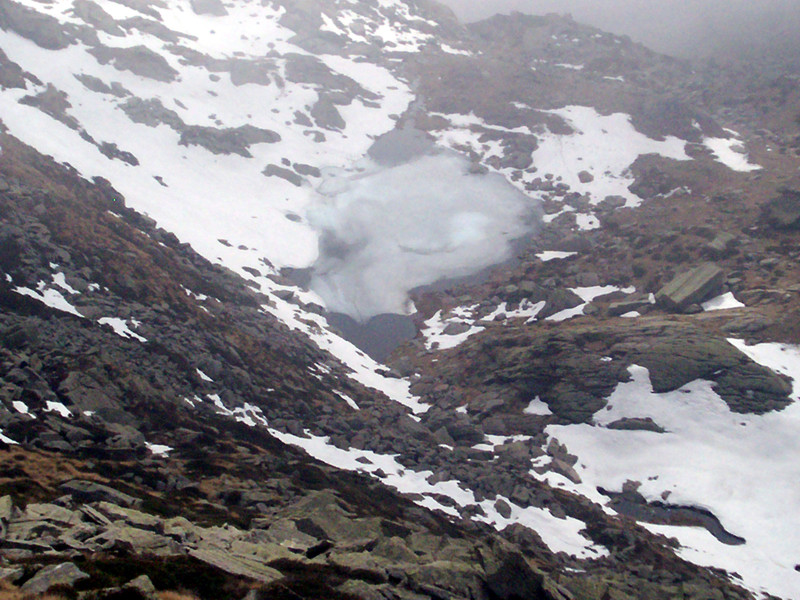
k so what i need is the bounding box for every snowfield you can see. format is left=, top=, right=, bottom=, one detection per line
left=546, top=341, right=800, bottom=599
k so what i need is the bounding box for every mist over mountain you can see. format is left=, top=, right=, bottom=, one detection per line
left=438, top=0, right=800, bottom=61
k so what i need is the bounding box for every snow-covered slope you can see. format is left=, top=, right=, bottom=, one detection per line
left=1, top=2, right=794, bottom=598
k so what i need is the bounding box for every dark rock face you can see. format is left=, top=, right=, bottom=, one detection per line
left=655, top=263, right=726, bottom=311
left=120, top=97, right=183, bottom=128
left=448, top=319, right=792, bottom=422
left=636, top=335, right=793, bottom=413
left=0, top=0, right=74, bottom=50
left=263, top=164, right=304, bottom=187
left=179, top=125, right=281, bottom=156
left=19, top=84, right=80, bottom=130
left=75, top=73, right=130, bottom=97
left=190, top=0, right=228, bottom=16
left=72, top=0, right=125, bottom=36
left=0, top=48, right=28, bottom=89
left=89, top=45, right=179, bottom=82
left=228, top=59, right=276, bottom=86
left=310, top=95, right=346, bottom=130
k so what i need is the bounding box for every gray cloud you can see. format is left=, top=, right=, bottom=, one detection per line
left=436, top=0, right=800, bottom=60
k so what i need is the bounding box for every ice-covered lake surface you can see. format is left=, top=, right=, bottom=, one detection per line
left=306, top=131, right=541, bottom=323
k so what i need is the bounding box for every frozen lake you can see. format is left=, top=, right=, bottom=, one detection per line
left=307, top=129, right=541, bottom=324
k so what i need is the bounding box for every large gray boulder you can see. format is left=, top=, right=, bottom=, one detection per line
left=655, top=263, right=725, bottom=311
left=20, top=563, right=89, bottom=594
left=60, top=480, right=139, bottom=507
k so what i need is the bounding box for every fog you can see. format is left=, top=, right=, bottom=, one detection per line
left=437, top=0, right=800, bottom=60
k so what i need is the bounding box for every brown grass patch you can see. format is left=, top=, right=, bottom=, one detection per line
left=156, top=592, right=200, bottom=600
left=0, top=579, right=68, bottom=600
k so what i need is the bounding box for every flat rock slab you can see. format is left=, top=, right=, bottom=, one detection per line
left=188, top=548, right=283, bottom=583
left=656, top=263, right=725, bottom=311
left=60, top=480, right=139, bottom=507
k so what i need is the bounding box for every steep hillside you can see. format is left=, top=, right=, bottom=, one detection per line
left=1, top=1, right=799, bottom=599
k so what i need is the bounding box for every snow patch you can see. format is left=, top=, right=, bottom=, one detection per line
left=547, top=353, right=800, bottom=599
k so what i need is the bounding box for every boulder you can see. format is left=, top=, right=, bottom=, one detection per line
left=608, top=296, right=652, bottom=317
left=123, top=575, right=157, bottom=599
left=23, top=502, right=80, bottom=525
left=539, top=288, right=584, bottom=319
left=60, top=480, right=139, bottom=507
left=0, top=566, right=23, bottom=583
left=95, top=502, right=161, bottom=530
left=262, top=518, right=320, bottom=552
left=550, top=458, right=581, bottom=484
left=20, top=562, right=89, bottom=594
left=655, top=263, right=725, bottom=311
left=188, top=548, right=283, bottom=583
left=606, top=417, right=665, bottom=433
left=705, top=232, right=737, bottom=256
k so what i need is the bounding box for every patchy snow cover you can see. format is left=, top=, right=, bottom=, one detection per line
left=51, top=272, right=79, bottom=294
left=703, top=135, right=761, bottom=172
left=524, top=397, right=553, bottom=416
left=546, top=342, right=800, bottom=599
left=421, top=309, right=485, bottom=350
left=98, top=317, right=147, bottom=342
left=0, top=430, right=18, bottom=445
left=13, top=282, right=83, bottom=317
left=532, top=106, right=690, bottom=208
left=12, top=401, right=34, bottom=418
left=537, top=250, right=577, bottom=261
left=574, top=213, right=600, bottom=231
left=196, top=369, right=214, bottom=383
left=145, top=442, right=173, bottom=457
left=547, top=285, right=635, bottom=322
left=263, top=298, right=429, bottom=414
left=334, top=390, right=360, bottom=411
left=271, top=429, right=605, bottom=558
left=702, top=292, right=745, bottom=311
left=45, top=401, right=71, bottom=418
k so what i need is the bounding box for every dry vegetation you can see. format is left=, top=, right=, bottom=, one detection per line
left=0, top=580, right=66, bottom=600
left=156, top=592, right=200, bottom=600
